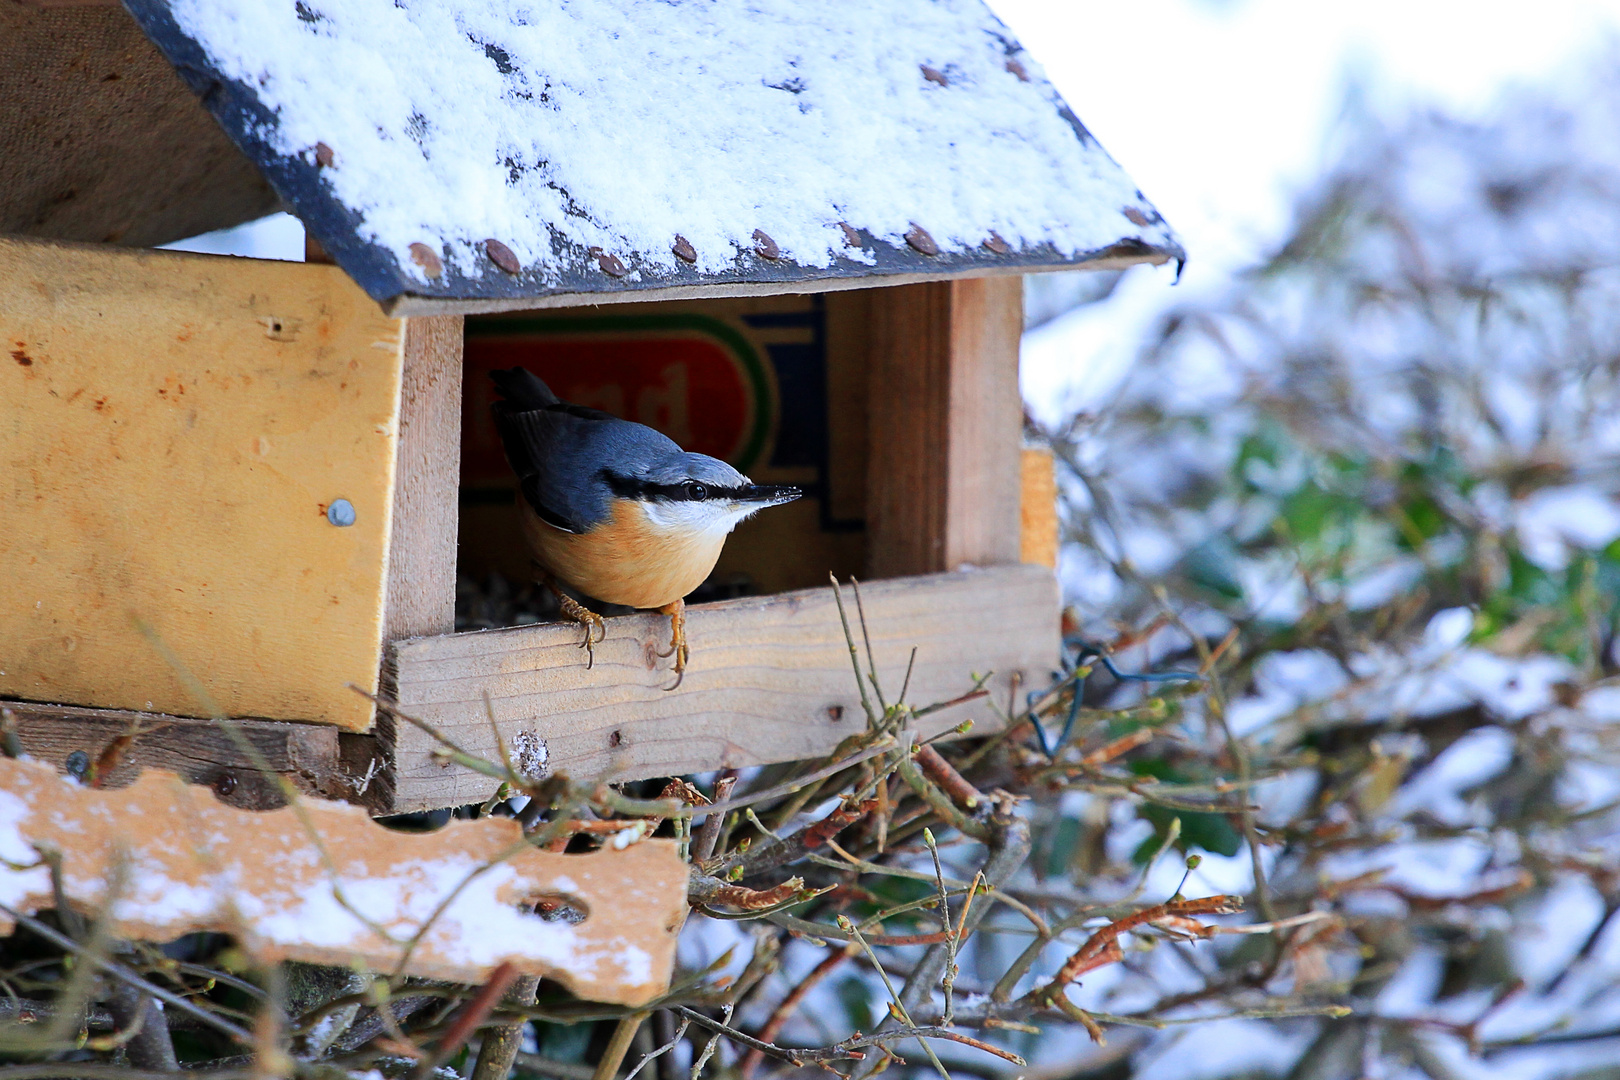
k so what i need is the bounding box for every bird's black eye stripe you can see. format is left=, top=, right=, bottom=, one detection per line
left=602, top=471, right=746, bottom=502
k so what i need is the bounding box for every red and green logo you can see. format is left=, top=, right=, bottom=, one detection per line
left=462, top=313, right=776, bottom=487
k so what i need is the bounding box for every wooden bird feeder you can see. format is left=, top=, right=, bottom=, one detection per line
left=0, top=0, right=1182, bottom=815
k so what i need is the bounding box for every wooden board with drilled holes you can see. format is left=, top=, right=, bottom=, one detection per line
left=0, top=236, right=406, bottom=731
left=0, top=756, right=686, bottom=1005
left=385, top=565, right=1059, bottom=812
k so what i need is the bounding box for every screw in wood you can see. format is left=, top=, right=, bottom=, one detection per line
left=327, top=499, right=356, bottom=527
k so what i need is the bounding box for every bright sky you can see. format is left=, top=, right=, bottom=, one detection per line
left=1001, top=0, right=1620, bottom=422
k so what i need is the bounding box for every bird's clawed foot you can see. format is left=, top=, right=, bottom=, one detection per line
left=538, top=567, right=606, bottom=669
left=558, top=593, right=606, bottom=668
left=655, top=599, right=689, bottom=691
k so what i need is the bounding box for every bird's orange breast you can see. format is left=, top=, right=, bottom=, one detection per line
left=520, top=499, right=727, bottom=610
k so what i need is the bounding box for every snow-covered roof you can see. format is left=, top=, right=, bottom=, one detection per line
left=124, top=0, right=1182, bottom=315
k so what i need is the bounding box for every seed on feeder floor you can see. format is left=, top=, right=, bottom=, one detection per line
left=597, top=251, right=629, bottom=277
left=314, top=141, right=335, bottom=167
left=1123, top=206, right=1151, bottom=227
left=983, top=232, right=1012, bottom=255
left=839, top=222, right=861, bottom=248
left=905, top=224, right=939, bottom=256
left=752, top=230, right=782, bottom=260
left=485, top=239, right=521, bottom=274
left=1005, top=58, right=1030, bottom=82
left=672, top=235, right=697, bottom=264
left=921, top=65, right=948, bottom=86
left=409, top=242, right=443, bottom=278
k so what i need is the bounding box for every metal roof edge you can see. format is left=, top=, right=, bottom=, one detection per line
left=382, top=240, right=1182, bottom=317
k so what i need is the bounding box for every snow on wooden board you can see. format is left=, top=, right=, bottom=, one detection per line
left=0, top=758, right=686, bottom=1006
left=122, top=0, right=1182, bottom=312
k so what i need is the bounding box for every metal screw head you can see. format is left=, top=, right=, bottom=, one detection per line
left=409, top=242, right=443, bottom=279
left=212, top=771, right=237, bottom=798
left=327, top=499, right=356, bottom=527
left=905, top=224, right=939, bottom=256
left=752, top=230, right=782, bottom=260
left=485, top=239, right=522, bottom=274
left=65, top=750, right=89, bottom=780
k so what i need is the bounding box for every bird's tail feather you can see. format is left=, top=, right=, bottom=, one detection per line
left=489, top=367, right=560, bottom=409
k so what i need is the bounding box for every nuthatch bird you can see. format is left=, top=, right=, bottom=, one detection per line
left=491, top=367, right=802, bottom=687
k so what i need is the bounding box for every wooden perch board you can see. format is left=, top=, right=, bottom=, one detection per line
left=387, top=565, right=1059, bottom=812
left=0, top=236, right=405, bottom=730
left=0, top=757, right=686, bottom=1006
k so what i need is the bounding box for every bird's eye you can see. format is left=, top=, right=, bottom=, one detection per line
left=685, top=482, right=708, bottom=501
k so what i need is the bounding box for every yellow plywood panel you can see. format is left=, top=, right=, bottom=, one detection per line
left=1020, top=445, right=1060, bottom=569
left=0, top=237, right=403, bottom=730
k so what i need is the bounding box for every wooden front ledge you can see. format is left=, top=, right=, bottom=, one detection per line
left=385, top=564, right=1059, bottom=813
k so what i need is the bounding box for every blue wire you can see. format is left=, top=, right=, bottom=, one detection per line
left=1026, top=638, right=1203, bottom=758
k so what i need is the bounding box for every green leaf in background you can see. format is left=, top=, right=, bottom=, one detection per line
left=1279, top=479, right=1341, bottom=543
left=1134, top=803, right=1243, bottom=862
left=1181, top=534, right=1246, bottom=602
left=836, top=974, right=874, bottom=1034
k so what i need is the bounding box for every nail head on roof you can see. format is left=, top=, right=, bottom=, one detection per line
left=597, top=252, right=629, bottom=277
left=314, top=141, right=335, bottom=167
left=409, top=242, right=443, bottom=279
left=1005, top=58, right=1030, bottom=82
left=839, top=222, right=861, bottom=248
left=984, top=232, right=1012, bottom=255
left=1122, top=206, right=1151, bottom=227
left=905, top=224, right=939, bottom=256
left=672, top=236, right=697, bottom=264
left=921, top=65, right=948, bottom=87
left=752, top=230, right=782, bottom=260
left=485, top=239, right=521, bottom=274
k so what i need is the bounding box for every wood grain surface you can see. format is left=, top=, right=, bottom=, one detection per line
left=0, top=236, right=405, bottom=730
left=382, top=314, right=464, bottom=644
left=865, top=277, right=1023, bottom=577
left=386, top=565, right=1059, bottom=812
left=1, top=699, right=349, bottom=810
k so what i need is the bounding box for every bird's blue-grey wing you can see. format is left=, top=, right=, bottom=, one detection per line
left=494, top=407, right=610, bottom=534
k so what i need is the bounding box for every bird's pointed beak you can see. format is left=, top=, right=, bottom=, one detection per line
left=734, top=484, right=802, bottom=507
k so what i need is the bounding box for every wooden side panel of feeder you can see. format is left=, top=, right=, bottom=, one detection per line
left=1020, top=445, right=1061, bottom=569
left=0, top=237, right=407, bottom=731
left=385, top=565, right=1059, bottom=813
left=865, top=277, right=1024, bottom=578
left=383, top=315, right=464, bottom=644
